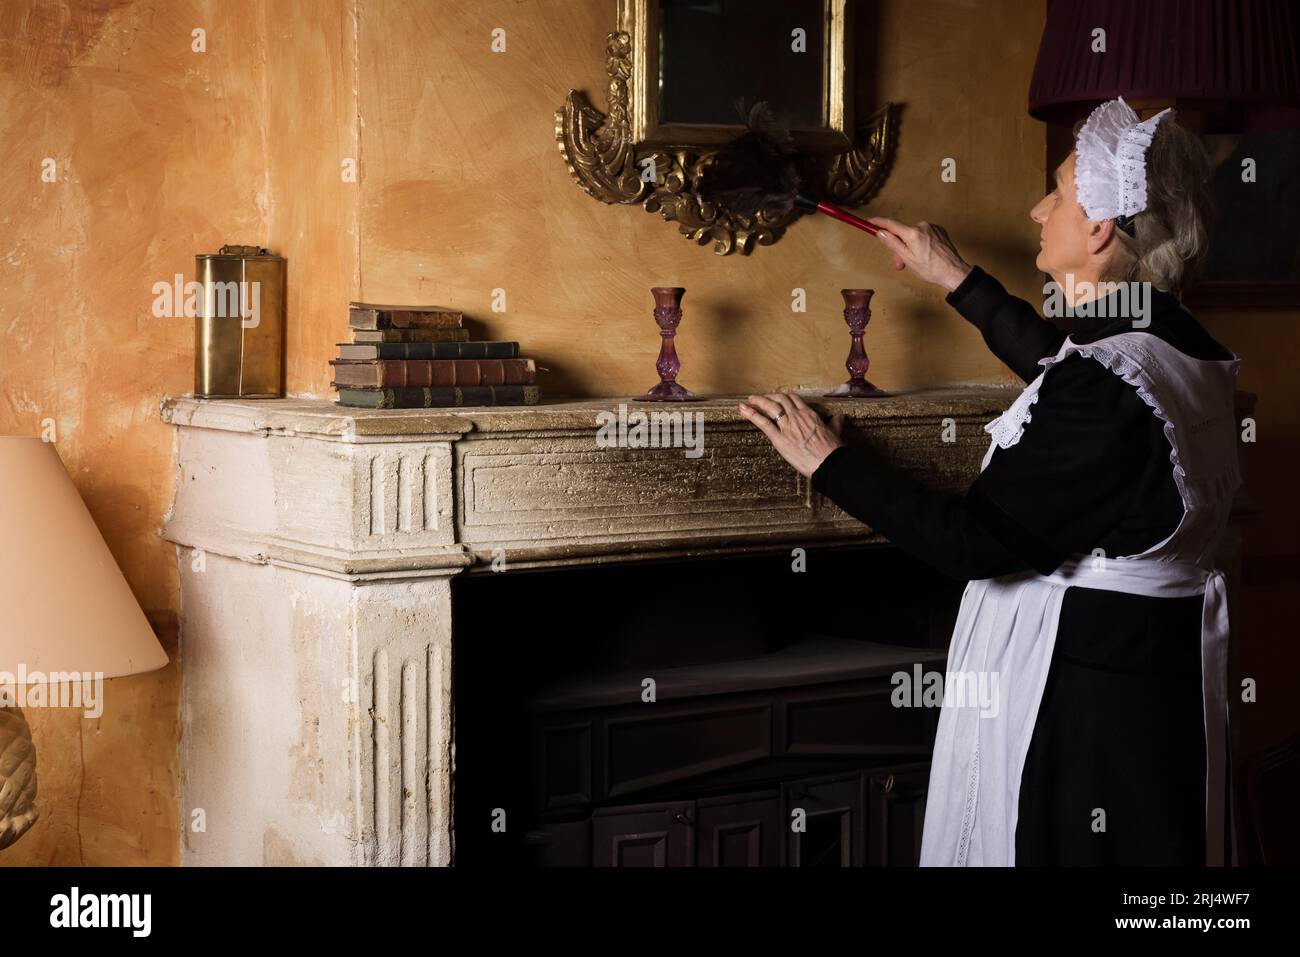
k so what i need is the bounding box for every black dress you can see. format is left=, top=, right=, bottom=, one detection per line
left=810, top=266, right=1236, bottom=865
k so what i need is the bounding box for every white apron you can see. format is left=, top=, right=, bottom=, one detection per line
left=919, top=331, right=1243, bottom=867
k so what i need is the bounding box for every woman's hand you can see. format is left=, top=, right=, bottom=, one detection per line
left=868, top=217, right=973, bottom=293
left=738, top=393, right=846, bottom=478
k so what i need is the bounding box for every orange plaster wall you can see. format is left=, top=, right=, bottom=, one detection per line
left=0, top=0, right=1051, bottom=868
left=10, top=0, right=1293, bottom=867
left=353, top=0, right=1048, bottom=399
left=0, top=0, right=358, bottom=865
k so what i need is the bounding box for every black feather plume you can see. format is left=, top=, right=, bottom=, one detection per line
left=697, top=101, right=805, bottom=220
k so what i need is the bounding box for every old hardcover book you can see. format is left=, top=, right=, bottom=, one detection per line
left=329, top=358, right=536, bottom=388
left=348, top=302, right=464, bottom=330
left=349, top=328, right=471, bottom=343
left=334, top=385, right=541, bottom=409
left=336, top=340, right=519, bottom=360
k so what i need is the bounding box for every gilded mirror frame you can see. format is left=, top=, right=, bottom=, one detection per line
left=629, top=0, right=853, bottom=151
left=556, top=0, right=896, bottom=255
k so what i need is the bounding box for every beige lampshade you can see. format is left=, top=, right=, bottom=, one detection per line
left=0, top=437, right=168, bottom=681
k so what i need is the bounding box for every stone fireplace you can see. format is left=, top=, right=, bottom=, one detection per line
left=163, top=387, right=1223, bottom=866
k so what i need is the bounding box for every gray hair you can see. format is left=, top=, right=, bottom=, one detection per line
left=1073, top=113, right=1215, bottom=293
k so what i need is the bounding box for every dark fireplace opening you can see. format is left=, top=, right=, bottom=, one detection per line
left=451, top=544, right=963, bottom=867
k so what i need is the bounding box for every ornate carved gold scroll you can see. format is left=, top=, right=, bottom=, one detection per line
left=555, top=30, right=897, bottom=256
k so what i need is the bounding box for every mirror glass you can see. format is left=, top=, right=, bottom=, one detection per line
left=658, top=0, right=826, bottom=128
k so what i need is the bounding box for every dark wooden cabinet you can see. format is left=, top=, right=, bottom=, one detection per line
left=526, top=637, right=941, bottom=866
left=543, top=762, right=930, bottom=866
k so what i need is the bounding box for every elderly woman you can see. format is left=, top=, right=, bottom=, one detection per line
left=739, top=98, right=1242, bottom=867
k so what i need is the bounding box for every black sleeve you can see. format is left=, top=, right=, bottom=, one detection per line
left=810, top=354, right=1157, bottom=580
left=947, top=266, right=1066, bottom=382
left=811, top=445, right=1034, bottom=581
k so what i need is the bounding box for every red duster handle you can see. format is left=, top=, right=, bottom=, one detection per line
left=815, top=200, right=881, bottom=236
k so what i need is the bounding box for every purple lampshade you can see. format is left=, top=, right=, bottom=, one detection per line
left=1029, top=0, right=1300, bottom=131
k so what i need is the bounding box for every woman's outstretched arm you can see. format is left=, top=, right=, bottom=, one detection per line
left=812, top=444, right=1037, bottom=581
left=946, top=266, right=1066, bottom=383
left=810, top=355, right=1159, bottom=581
left=869, top=218, right=1065, bottom=383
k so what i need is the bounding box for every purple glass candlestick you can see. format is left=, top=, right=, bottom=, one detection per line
left=643, top=286, right=701, bottom=401
left=827, top=288, right=888, bottom=397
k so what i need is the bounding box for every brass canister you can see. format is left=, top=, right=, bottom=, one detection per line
left=194, top=245, right=285, bottom=397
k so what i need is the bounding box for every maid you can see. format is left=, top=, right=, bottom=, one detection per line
left=739, top=98, right=1242, bottom=866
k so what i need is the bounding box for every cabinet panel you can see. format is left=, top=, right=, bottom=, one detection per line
left=591, top=800, right=695, bottom=866
left=534, top=720, right=593, bottom=816
left=783, top=773, right=864, bottom=866
left=695, top=790, right=781, bottom=866
left=603, top=703, right=772, bottom=799
left=782, top=686, right=938, bottom=756
left=866, top=764, right=930, bottom=866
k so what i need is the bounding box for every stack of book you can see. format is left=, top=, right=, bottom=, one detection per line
left=331, top=302, right=540, bottom=408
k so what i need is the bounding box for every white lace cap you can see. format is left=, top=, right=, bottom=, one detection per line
left=1074, top=96, right=1172, bottom=222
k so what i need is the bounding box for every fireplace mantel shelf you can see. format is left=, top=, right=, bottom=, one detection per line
left=160, top=388, right=1018, bottom=441
left=160, top=389, right=1016, bottom=580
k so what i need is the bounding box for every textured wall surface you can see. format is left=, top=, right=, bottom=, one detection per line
left=0, top=0, right=358, bottom=865
left=355, top=0, right=1048, bottom=398
left=0, top=0, right=262, bottom=866
left=1, top=0, right=1048, bottom=865
left=2, top=0, right=1291, bottom=867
